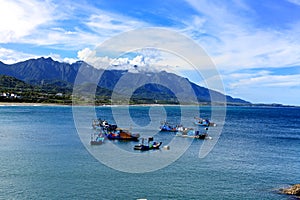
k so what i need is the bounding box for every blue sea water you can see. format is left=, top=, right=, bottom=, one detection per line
left=0, top=105, right=299, bottom=199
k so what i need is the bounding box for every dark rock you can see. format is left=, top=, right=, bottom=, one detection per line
left=280, top=184, right=300, bottom=196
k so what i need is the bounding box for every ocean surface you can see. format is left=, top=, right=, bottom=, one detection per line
left=0, top=105, right=299, bottom=199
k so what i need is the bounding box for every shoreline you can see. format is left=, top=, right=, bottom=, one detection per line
left=0, top=102, right=70, bottom=107
left=0, top=102, right=192, bottom=107
left=0, top=102, right=223, bottom=107
left=0, top=102, right=298, bottom=108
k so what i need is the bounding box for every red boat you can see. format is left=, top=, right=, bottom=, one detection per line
left=106, top=128, right=140, bottom=141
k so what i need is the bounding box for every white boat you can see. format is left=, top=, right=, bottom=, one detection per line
left=176, top=129, right=211, bottom=139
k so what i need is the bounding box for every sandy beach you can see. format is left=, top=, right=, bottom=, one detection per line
left=0, top=102, right=69, bottom=107
left=0, top=102, right=190, bottom=107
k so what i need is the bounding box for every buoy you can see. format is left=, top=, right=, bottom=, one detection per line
left=163, top=145, right=170, bottom=150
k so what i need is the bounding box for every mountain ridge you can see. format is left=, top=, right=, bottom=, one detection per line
left=0, top=57, right=250, bottom=105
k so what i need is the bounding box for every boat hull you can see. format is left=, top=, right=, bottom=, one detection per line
left=176, top=131, right=209, bottom=139
left=90, top=140, right=103, bottom=145
left=106, top=133, right=140, bottom=141
left=134, top=142, right=162, bottom=151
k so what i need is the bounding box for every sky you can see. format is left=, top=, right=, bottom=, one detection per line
left=0, top=0, right=300, bottom=105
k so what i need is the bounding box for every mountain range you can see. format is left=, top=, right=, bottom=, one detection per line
left=0, top=57, right=250, bottom=105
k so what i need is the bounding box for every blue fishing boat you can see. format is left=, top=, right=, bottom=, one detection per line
left=194, top=117, right=216, bottom=127
left=159, top=121, right=183, bottom=132
left=134, top=137, right=162, bottom=151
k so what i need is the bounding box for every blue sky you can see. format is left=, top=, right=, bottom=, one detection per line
left=0, top=0, right=300, bottom=105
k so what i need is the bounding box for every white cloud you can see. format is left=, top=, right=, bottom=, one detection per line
left=77, top=47, right=113, bottom=69
left=184, top=0, right=300, bottom=72
left=62, top=57, right=77, bottom=64
left=229, top=73, right=300, bottom=88
left=76, top=45, right=190, bottom=75
left=77, top=48, right=94, bottom=61
left=211, top=29, right=300, bottom=71
left=77, top=47, right=162, bottom=72
left=0, top=47, right=77, bottom=64
left=0, top=47, right=37, bottom=64
left=111, top=57, right=129, bottom=66
left=0, top=0, right=148, bottom=51
left=221, top=70, right=300, bottom=104
left=218, top=65, right=300, bottom=105
left=47, top=53, right=77, bottom=64
left=86, top=14, right=144, bottom=34
left=0, top=0, right=56, bottom=43
left=287, top=0, right=300, bottom=6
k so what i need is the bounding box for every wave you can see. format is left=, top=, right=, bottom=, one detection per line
left=275, top=136, right=300, bottom=141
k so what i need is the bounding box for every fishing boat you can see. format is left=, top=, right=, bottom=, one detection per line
left=106, top=128, right=140, bottom=141
left=92, top=119, right=118, bottom=131
left=194, top=117, right=216, bottom=127
left=134, top=137, right=162, bottom=151
left=90, top=133, right=105, bottom=145
left=159, top=121, right=183, bottom=132
left=176, top=129, right=210, bottom=139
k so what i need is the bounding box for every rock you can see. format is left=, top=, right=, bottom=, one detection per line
left=280, top=184, right=300, bottom=196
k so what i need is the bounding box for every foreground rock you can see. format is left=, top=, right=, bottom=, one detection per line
left=280, top=184, right=300, bottom=196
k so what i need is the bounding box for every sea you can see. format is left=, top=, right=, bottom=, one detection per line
left=0, top=105, right=299, bottom=200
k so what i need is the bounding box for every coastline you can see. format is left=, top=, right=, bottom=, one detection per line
left=0, top=102, right=70, bottom=107
left=0, top=102, right=298, bottom=108
left=0, top=102, right=211, bottom=107
left=0, top=102, right=187, bottom=107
